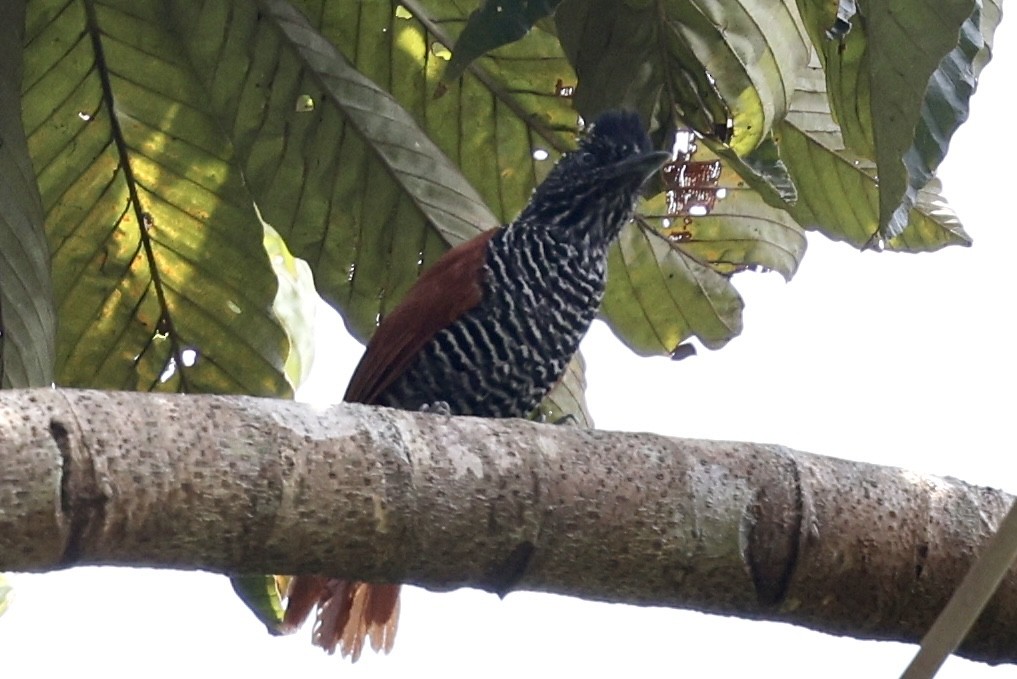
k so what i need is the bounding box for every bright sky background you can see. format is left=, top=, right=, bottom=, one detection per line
left=4, top=16, right=1016, bottom=679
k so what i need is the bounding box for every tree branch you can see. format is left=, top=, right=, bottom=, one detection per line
left=1, top=388, right=1014, bottom=664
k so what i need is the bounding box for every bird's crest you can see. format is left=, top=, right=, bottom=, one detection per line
left=518, top=110, right=668, bottom=242
left=582, top=110, right=654, bottom=161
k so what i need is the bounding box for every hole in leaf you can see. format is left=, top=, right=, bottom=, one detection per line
left=431, top=42, right=451, bottom=60
left=159, top=357, right=177, bottom=384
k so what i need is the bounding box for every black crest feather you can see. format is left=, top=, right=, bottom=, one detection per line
left=583, top=110, right=654, bottom=159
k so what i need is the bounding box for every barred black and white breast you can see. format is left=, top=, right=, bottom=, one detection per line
left=375, top=111, right=668, bottom=417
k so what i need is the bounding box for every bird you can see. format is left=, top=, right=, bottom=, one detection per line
left=280, top=110, right=670, bottom=660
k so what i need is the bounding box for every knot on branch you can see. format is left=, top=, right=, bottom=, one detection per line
left=54, top=418, right=109, bottom=564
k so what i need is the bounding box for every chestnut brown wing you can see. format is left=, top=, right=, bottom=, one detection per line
left=343, top=228, right=498, bottom=405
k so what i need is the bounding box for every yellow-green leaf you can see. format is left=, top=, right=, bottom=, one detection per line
left=0, top=0, right=54, bottom=387
left=23, top=0, right=291, bottom=395
left=601, top=221, right=743, bottom=357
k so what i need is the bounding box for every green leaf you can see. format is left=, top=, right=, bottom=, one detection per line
left=649, top=191, right=808, bottom=281
left=601, top=221, right=744, bottom=357
left=171, top=0, right=504, bottom=342
left=556, top=0, right=724, bottom=139
left=22, top=0, right=291, bottom=396
left=442, top=0, right=561, bottom=85
left=538, top=352, right=592, bottom=427
left=0, top=0, right=55, bottom=387
left=862, top=0, right=975, bottom=238
left=290, top=0, right=581, bottom=223
left=556, top=0, right=810, bottom=156
left=230, top=574, right=288, bottom=634
left=887, top=179, right=968, bottom=253
left=262, top=219, right=317, bottom=391
left=796, top=0, right=875, bottom=158
left=894, top=4, right=986, bottom=232
left=708, top=134, right=798, bottom=207
left=778, top=61, right=971, bottom=252
left=0, top=574, right=11, bottom=618
left=973, top=0, right=1003, bottom=75
left=599, top=173, right=803, bottom=358
left=800, top=0, right=987, bottom=239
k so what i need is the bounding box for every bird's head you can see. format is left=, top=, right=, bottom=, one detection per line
left=518, top=110, right=670, bottom=246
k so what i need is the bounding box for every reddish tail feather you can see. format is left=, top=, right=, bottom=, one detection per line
left=283, top=577, right=400, bottom=661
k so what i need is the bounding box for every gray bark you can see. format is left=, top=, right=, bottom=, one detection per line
left=1, top=388, right=1014, bottom=664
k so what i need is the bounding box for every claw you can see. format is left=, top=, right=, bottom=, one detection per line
left=419, top=400, right=452, bottom=416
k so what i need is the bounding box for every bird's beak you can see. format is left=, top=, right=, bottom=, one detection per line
left=608, top=150, right=672, bottom=183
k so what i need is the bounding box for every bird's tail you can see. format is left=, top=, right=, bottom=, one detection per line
left=281, top=576, right=400, bottom=661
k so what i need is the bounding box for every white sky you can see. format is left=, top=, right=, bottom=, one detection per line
left=4, top=16, right=1016, bottom=679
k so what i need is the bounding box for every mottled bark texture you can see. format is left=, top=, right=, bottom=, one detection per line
left=1, top=388, right=1014, bottom=664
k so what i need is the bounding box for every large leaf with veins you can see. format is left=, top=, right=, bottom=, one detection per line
left=173, top=0, right=503, bottom=342
left=777, top=60, right=971, bottom=251
left=22, top=0, right=290, bottom=395
left=0, top=0, right=54, bottom=388
left=556, top=0, right=811, bottom=155
left=797, top=0, right=995, bottom=240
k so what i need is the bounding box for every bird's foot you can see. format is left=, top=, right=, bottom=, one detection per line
left=533, top=409, right=578, bottom=426
left=419, top=400, right=452, bottom=416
